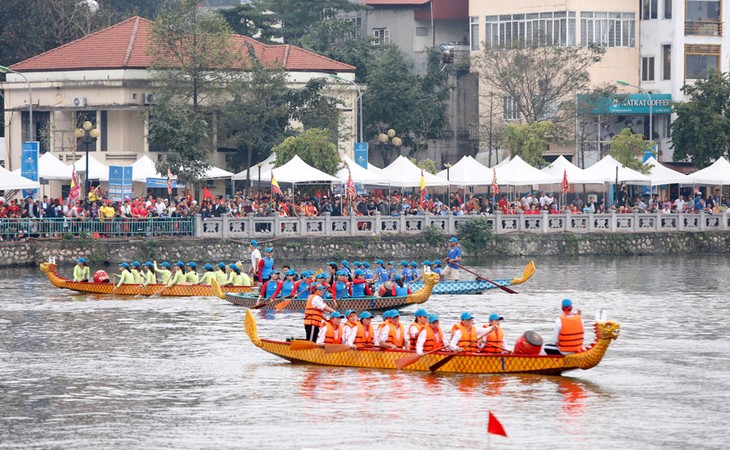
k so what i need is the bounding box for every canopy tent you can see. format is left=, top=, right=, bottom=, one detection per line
left=258, top=155, right=339, bottom=184
left=379, top=156, right=450, bottom=188
left=338, top=155, right=389, bottom=185
left=493, top=155, right=561, bottom=185
left=74, top=155, right=110, bottom=181
left=542, top=155, right=596, bottom=185
left=368, top=162, right=386, bottom=176
left=131, top=155, right=164, bottom=182
left=0, top=165, right=40, bottom=190
left=580, top=155, right=651, bottom=185
left=232, top=153, right=277, bottom=181
left=686, top=157, right=730, bottom=185
left=436, top=155, right=491, bottom=186
left=12, top=153, right=72, bottom=180
left=643, top=157, right=691, bottom=186
left=204, top=165, right=234, bottom=179
left=474, top=152, right=510, bottom=168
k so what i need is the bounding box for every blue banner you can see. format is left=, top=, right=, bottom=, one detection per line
left=354, top=142, right=368, bottom=169
left=145, top=177, right=179, bottom=189
left=578, top=94, right=672, bottom=115
left=108, top=166, right=133, bottom=202
left=21, top=141, right=39, bottom=198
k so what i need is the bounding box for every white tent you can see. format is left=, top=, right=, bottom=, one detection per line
left=258, top=155, right=339, bottom=184
left=131, top=155, right=164, bottom=182
left=474, top=151, right=508, bottom=168
left=0, top=165, right=40, bottom=190
left=368, top=162, right=386, bottom=176
left=644, top=157, right=691, bottom=186
left=233, top=153, right=277, bottom=181
left=493, top=155, right=561, bottom=185
left=338, top=155, right=389, bottom=185
left=74, top=155, right=110, bottom=181
left=204, top=165, right=234, bottom=179
left=542, top=155, right=596, bottom=185
left=580, top=155, right=651, bottom=185
left=686, top=157, right=730, bottom=185
left=436, top=155, right=491, bottom=186
left=12, top=153, right=73, bottom=180
left=379, top=156, right=450, bottom=188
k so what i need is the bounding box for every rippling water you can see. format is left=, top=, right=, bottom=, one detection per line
left=1, top=255, right=729, bottom=449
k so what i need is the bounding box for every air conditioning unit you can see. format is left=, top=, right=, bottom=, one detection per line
left=143, top=93, right=156, bottom=105
left=73, top=97, right=87, bottom=107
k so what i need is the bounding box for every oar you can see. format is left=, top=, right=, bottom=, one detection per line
left=273, top=297, right=292, bottom=310
left=455, top=263, right=518, bottom=294
left=395, top=346, right=448, bottom=370
left=428, top=334, right=489, bottom=372
left=289, top=340, right=351, bottom=353
left=252, top=298, right=276, bottom=310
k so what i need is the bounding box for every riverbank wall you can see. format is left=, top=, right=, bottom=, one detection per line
left=1, top=232, right=729, bottom=268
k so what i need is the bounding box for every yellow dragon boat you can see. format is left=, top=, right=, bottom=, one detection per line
left=39, top=262, right=255, bottom=297
left=243, top=309, right=620, bottom=375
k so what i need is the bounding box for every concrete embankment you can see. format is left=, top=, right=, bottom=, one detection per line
left=1, top=232, right=729, bottom=268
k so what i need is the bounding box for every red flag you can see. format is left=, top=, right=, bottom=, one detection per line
left=487, top=411, right=508, bottom=437
left=203, top=186, right=214, bottom=200
left=561, top=168, right=570, bottom=194
left=346, top=170, right=356, bottom=199
left=271, top=172, right=283, bottom=196
left=419, top=170, right=428, bottom=205
left=491, top=168, right=499, bottom=195
left=69, top=164, right=81, bottom=202
left=167, top=167, right=174, bottom=195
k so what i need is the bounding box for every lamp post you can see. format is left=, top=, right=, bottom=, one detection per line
left=0, top=65, right=33, bottom=142
left=256, top=161, right=263, bottom=202
left=444, top=162, right=452, bottom=204
left=617, top=80, right=653, bottom=146
left=329, top=74, right=363, bottom=143
left=74, top=120, right=101, bottom=196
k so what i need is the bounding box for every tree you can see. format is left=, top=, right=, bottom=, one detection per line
left=298, top=19, right=373, bottom=81
left=147, top=0, right=235, bottom=184
left=478, top=93, right=507, bottom=165
left=670, top=73, right=730, bottom=167
left=609, top=128, right=654, bottom=172
left=217, top=3, right=279, bottom=43
left=503, top=121, right=553, bottom=167
left=410, top=158, right=438, bottom=174
left=288, top=78, right=341, bottom=139
left=272, top=128, right=341, bottom=176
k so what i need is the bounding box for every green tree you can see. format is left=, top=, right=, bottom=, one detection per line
left=503, top=121, right=553, bottom=167
left=288, top=78, right=341, bottom=138
left=273, top=128, right=341, bottom=176
left=410, top=158, right=438, bottom=174
left=609, top=128, right=654, bottom=172
left=147, top=0, right=235, bottom=184
left=670, top=73, right=730, bottom=167
left=217, top=3, right=279, bottom=43
left=298, top=19, right=373, bottom=81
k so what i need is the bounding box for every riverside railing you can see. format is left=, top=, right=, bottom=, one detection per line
left=0, top=217, right=195, bottom=240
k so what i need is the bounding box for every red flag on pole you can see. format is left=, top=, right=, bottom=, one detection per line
left=487, top=411, right=508, bottom=437
left=561, top=168, right=570, bottom=194
left=346, top=170, right=356, bottom=200
left=491, top=168, right=499, bottom=195
left=69, top=164, right=81, bottom=202
left=167, top=167, right=174, bottom=195
left=271, top=172, right=283, bottom=196
left=203, top=186, right=214, bottom=200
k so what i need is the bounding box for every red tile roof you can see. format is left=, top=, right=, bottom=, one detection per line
left=11, top=16, right=355, bottom=73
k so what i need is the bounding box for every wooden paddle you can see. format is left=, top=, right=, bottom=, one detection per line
left=455, top=263, right=518, bottom=294
left=428, top=333, right=489, bottom=372
left=395, top=346, right=448, bottom=370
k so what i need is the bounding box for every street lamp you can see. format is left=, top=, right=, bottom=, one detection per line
left=0, top=65, right=33, bottom=142
left=256, top=161, right=264, bottom=202
left=74, top=120, right=101, bottom=196
left=444, top=162, right=452, bottom=203
left=329, top=74, right=363, bottom=143
left=617, top=80, right=653, bottom=146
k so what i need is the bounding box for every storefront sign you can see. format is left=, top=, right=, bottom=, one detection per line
left=578, top=94, right=672, bottom=115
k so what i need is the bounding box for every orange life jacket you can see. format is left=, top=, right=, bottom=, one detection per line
left=483, top=326, right=504, bottom=354
left=451, top=323, right=478, bottom=352
left=408, top=323, right=425, bottom=350
left=321, top=321, right=342, bottom=344
left=558, top=315, right=584, bottom=353
left=354, top=322, right=374, bottom=348
left=384, top=322, right=405, bottom=348
left=303, top=295, right=325, bottom=327
left=422, top=325, right=444, bottom=352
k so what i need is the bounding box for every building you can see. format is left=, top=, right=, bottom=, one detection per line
left=1, top=16, right=356, bottom=197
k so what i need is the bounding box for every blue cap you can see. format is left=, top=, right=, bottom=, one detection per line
left=330, top=311, right=343, bottom=319
left=77, top=258, right=87, bottom=264
left=300, top=270, right=311, bottom=277
left=265, top=247, right=273, bottom=253
left=363, top=262, right=371, bottom=268
left=414, top=308, right=428, bottom=317
left=353, top=261, right=362, bottom=267
left=286, top=269, right=296, bottom=276
left=341, top=260, right=349, bottom=268
left=449, top=237, right=458, bottom=243
left=562, top=299, right=573, bottom=308
left=428, top=314, right=440, bottom=323
left=489, top=313, right=504, bottom=322
left=161, top=262, right=170, bottom=268
left=144, top=261, right=154, bottom=268
left=218, top=262, right=226, bottom=269
left=187, top=262, right=197, bottom=268
left=119, top=262, right=130, bottom=269
left=313, top=284, right=325, bottom=291
left=175, top=261, right=184, bottom=267
left=203, top=263, right=213, bottom=270
left=400, top=260, right=408, bottom=266
left=433, top=260, right=442, bottom=265
left=250, top=240, right=258, bottom=248
left=132, top=261, right=140, bottom=267
left=271, top=270, right=280, bottom=275
left=394, top=274, right=402, bottom=281
left=422, top=260, right=431, bottom=266
left=389, top=309, right=400, bottom=317
left=410, top=261, right=417, bottom=267
left=375, top=259, right=384, bottom=265
left=336, top=269, right=348, bottom=276
left=382, top=310, right=392, bottom=319
left=345, top=309, right=356, bottom=317
left=354, top=269, right=364, bottom=276
left=387, top=261, right=394, bottom=265
left=228, top=263, right=239, bottom=271
left=460, top=312, right=474, bottom=321
left=316, top=273, right=326, bottom=279
left=359, top=311, right=373, bottom=320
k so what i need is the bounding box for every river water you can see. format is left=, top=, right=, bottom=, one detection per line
left=1, top=255, right=729, bottom=449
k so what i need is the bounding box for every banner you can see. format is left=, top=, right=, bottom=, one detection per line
left=354, top=142, right=368, bottom=169
left=578, top=93, right=672, bottom=115
left=108, top=166, right=133, bottom=202
left=21, top=141, right=39, bottom=198
left=145, top=177, right=179, bottom=189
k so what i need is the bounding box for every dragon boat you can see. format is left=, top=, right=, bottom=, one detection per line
left=213, top=272, right=440, bottom=312
left=374, top=261, right=535, bottom=295
left=243, top=308, right=620, bottom=375
left=39, top=262, right=255, bottom=297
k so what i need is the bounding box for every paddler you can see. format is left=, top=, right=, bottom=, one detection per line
left=115, top=262, right=135, bottom=288
left=350, top=311, right=375, bottom=349
left=279, top=270, right=298, bottom=298
left=326, top=261, right=338, bottom=286
left=341, top=309, right=359, bottom=345
left=185, top=262, right=199, bottom=284
left=294, top=271, right=313, bottom=298
left=390, top=275, right=412, bottom=297
left=378, top=309, right=407, bottom=349
left=448, top=312, right=478, bottom=352
left=331, top=270, right=351, bottom=300
left=166, top=261, right=186, bottom=287
left=399, top=261, right=410, bottom=280
left=409, top=261, right=419, bottom=282
left=215, top=262, right=228, bottom=284
left=350, top=269, right=372, bottom=298
left=386, top=261, right=396, bottom=281
left=221, top=263, right=241, bottom=286
left=363, top=261, right=375, bottom=283
left=198, top=263, right=216, bottom=285
left=416, top=314, right=445, bottom=355
left=130, top=261, right=142, bottom=284
left=142, top=262, right=157, bottom=286
left=257, top=271, right=283, bottom=306
left=153, top=261, right=172, bottom=284
left=374, top=259, right=388, bottom=282
left=480, top=313, right=506, bottom=354
left=73, top=257, right=90, bottom=282
left=237, top=263, right=252, bottom=286
left=432, top=260, right=443, bottom=277
left=303, top=283, right=336, bottom=342
left=316, top=311, right=344, bottom=345
left=545, top=299, right=584, bottom=355
left=407, top=308, right=429, bottom=350
left=412, top=260, right=430, bottom=282
left=340, top=260, right=352, bottom=278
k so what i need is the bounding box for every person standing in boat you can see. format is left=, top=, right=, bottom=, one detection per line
left=316, top=311, right=344, bottom=345
left=416, top=314, right=445, bottom=355
left=441, top=237, right=462, bottom=281
left=303, top=284, right=336, bottom=342
left=407, top=309, right=429, bottom=350
left=481, top=313, right=506, bottom=353
left=545, top=299, right=584, bottom=355
left=249, top=240, right=262, bottom=286
left=73, top=258, right=90, bottom=282
left=115, top=262, right=134, bottom=288
left=260, top=248, right=275, bottom=283
left=448, top=312, right=478, bottom=352
left=142, top=262, right=156, bottom=286
left=198, top=264, right=216, bottom=285
left=153, top=261, right=172, bottom=284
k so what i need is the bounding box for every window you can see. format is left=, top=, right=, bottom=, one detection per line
left=344, top=17, right=362, bottom=38
left=373, top=28, right=390, bottom=45
left=642, top=57, right=655, bottom=81
left=535, top=97, right=558, bottom=120
left=484, top=11, right=576, bottom=48
left=416, top=26, right=429, bottom=37
left=581, top=12, right=636, bottom=47
left=685, top=44, right=720, bottom=79
left=662, top=44, right=672, bottom=80
left=641, top=0, right=658, bottom=20
left=100, top=111, right=108, bottom=152
left=470, top=16, right=480, bottom=51
left=21, top=111, right=51, bottom=153
left=685, top=0, right=721, bottom=35
left=664, top=0, right=672, bottom=18
left=503, top=97, right=520, bottom=120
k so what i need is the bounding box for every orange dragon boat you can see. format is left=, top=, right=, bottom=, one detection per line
left=39, top=262, right=255, bottom=297
left=243, top=309, right=620, bottom=375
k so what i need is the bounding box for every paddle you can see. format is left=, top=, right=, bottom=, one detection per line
left=455, top=263, right=518, bottom=294
left=289, top=340, right=351, bottom=353
left=428, top=333, right=489, bottom=372
left=395, top=346, right=448, bottom=370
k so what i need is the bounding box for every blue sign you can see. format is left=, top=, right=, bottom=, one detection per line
left=108, top=166, right=133, bottom=202
left=21, top=141, right=39, bottom=198
left=354, top=142, right=368, bottom=169
left=145, top=177, right=179, bottom=189
left=579, top=94, right=672, bottom=115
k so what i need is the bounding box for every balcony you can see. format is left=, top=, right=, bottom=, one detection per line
left=685, top=20, right=723, bottom=36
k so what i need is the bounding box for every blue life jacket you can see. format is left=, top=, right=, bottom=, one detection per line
left=434, top=267, right=442, bottom=275
left=395, top=286, right=409, bottom=297
left=376, top=267, right=388, bottom=282
left=352, top=282, right=366, bottom=298
left=264, top=280, right=279, bottom=298
left=261, top=257, right=274, bottom=279
left=387, top=268, right=396, bottom=280
left=334, top=281, right=349, bottom=299
left=280, top=280, right=295, bottom=298
left=296, top=280, right=311, bottom=299
left=411, top=268, right=420, bottom=280
left=365, top=269, right=375, bottom=281
left=401, top=268, right=410, bottom=280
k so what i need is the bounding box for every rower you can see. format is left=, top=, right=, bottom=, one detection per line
left=448, top=312, right=478, bottom=352
left=130, top=261, right=142, bottom=284
left=304, top=284, right=335, bottom=342
left=185, top=262, right=199, bottom=284
left=545, top=299, right=584, bottom=355
left=215, top=262, right=228, bottom=285
left=350, top=311, right=375, bottom=349
left=341, top=309, right=359, bottom=345
left=199, top=264, right=216, bottom=285
left=340, top=260, right=352, bottom=278
left=409, top=261, right=419, bottom=282
left=237, top=264, right=252, bottom=286
left=481, top=313, right=506, bottom=354
left=399, top=261, right=410, bottom=281
left=363, top=261, right=375, bottom=283
left=416, top=314, right=445, bottom=355
left=331, top=270, right=351, bottom=300
left=295, top=271, right=313, bottom=299
left=153, top=261, right=172, bottom=284
left=386, top=261, right=396, bottom=281
left=316, top=311, right=344, bottom=345
left=408, top=308, right=429, bottom=350
left=412, top=261, right=430, bottom=282
left=374, top=259, right=388, bottom=283
left=166, top=261, right=186, bottom=287
left=390, top=275, right=412, bottom=297
left=142, top=262, right=156, bottom=286
left=378, top=309, right=407, bottom=349
left=257, top=271, right=282, bottom=305
left=221, top=263, right=241, bottom=286
left=73, top=257, right=90, bottom=282
left=326, top=261, right=338, bottom=286
left=279, top=270, right=298, bottom=298
left=432, top=260, right=443, bottom=277
left=350, top=269, right=372, bottom=298
left=115, top=262, right=135, bottom=288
